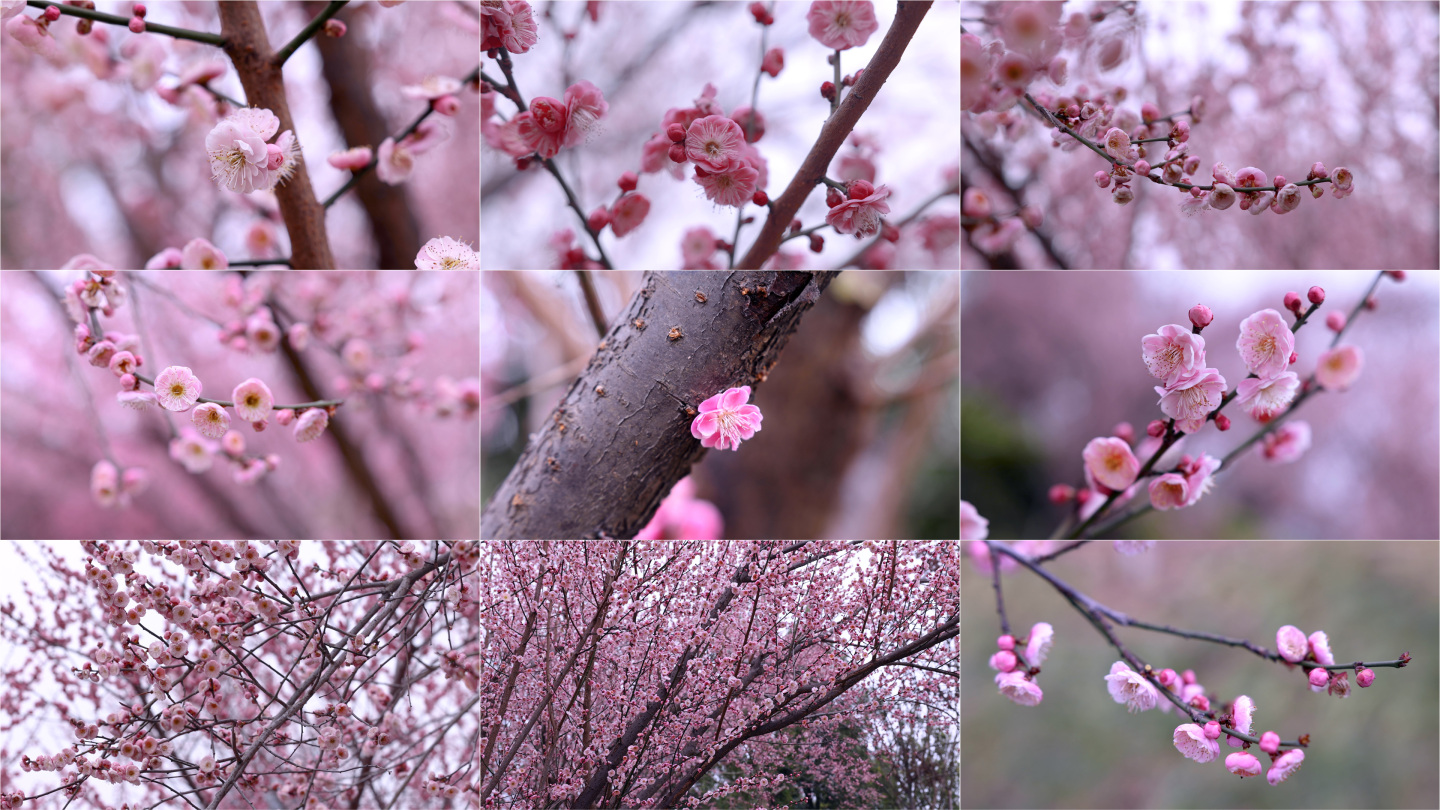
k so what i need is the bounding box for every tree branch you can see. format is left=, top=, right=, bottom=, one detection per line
left=736, top=1, right=933, bottom=268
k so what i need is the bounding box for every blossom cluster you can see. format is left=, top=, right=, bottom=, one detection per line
left=205, top=107, right=299, bottom=195
left=486, top=79, right=608, bottom=161
left=990, top=621, right=1052, bottom=707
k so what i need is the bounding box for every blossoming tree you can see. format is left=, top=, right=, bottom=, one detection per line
left=482, top=539, right=958, bottom=808
left=0, top=269, right=480, bottom=539
left=962, top=1, right=1437, bottom=269
left=482, top=0, right=960, bottom=270
left=1, top=0, right=479, bottom=269
left=0, top=540, right=479, bottom=810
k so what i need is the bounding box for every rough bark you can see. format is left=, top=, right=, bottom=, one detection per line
left=219, top=2, right=336, bottom=269
left=480, top=271, right=840, bottom=540
left=736, top=1, right=933, bottom=269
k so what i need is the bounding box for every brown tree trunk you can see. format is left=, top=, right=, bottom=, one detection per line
left=219, top=2, right=336, bottom=269
left=480, top=271, right=839, bottom=539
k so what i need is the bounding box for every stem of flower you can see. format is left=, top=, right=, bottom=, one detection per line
left=272, top=0, right=348, bottom=69
left=24, top=0, right=226, bottom=45
left=133, top=372, right=344, bottom=411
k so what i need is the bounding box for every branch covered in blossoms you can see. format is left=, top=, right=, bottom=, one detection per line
left=977, top=540, right=1411, bottom=787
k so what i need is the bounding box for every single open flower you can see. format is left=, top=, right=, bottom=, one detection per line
left=690, top=385, right=763, bottom=451
left=155, top=366, right=203, bottom=412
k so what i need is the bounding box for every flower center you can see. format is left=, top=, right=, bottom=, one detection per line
left=835, top=11, right=851, bottom=27
left=246, top=395, right=260, bottom=407
left=171, top=384, right=186, bottom=397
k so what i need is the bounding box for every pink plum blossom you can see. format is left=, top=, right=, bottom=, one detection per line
left=826, top=183, right=892, bottom=238
left=1272, top=183, right=1302, bottom=214
left=989, top=650, right=1018, bottom=672
left=415, top=236, right=479, bottom=270
left=609, top=193, right=651, bottom=237
left=1276, top=625, right=1309, bottom=663
left=1308, top=631, right=1335, bottom=666
left=1025, top=622, right=1054, bottom=666
left=1103, top=127, right=1131, bottom=160
left=1236, top=371, right=1300, bottom=422
left=1260, top=421, right=1311, bottom=463
left=1315, top=345, right=1363, bottom=391
left=961, top=501, right=989, bottom=541
left=1083, top=437, right=1139, bottom=491
left=376, top=135, right=423, bottom=181
left=563, top=80, right=608, bottom=145
left=680, top=227, right=719, bottom=268
left=1111, top=185, right=1134, bottom=205
left=1228, top=695, right=1255, bottom=747
left=1308, top=666, right=1330, bottom=690
left=993, top=52, right=1034, bottom=89
left=1174, top=723, right=1221, bottom=763
left=482, top=0, right=538, bottom=53
left=1181, top=454, right=1221, bottom=507
left=1155, top=368, right=1226, bottom=431
left=995, top=671, right=1043, bottom=707
left=686, top=115, right=747, bottom=173
left=806, top=1, right=879, bottom=50
left=1141, top=324, right=1207, bottom=386
left=181, top=238, right=228, bottom=270
left=632, top=476, right=724, bottom=540
left=154, top=366, right=203, bottom=412
left=1105, top=661, right=1159, bottom=712
left=232, top=378, right=274, bottom=423
left=1237, top=309, right=1295, bottom=378
left=192, top=403, right=231, bottom=440
left=206, top=108, right=286, bottom=194
left=169, top=430, right=215, bottom=473
left=1226, top=751, right=1263, bottom=778
left=401, top=75, right=463, bottom=100
left=1148, top=474, right=1189, bottom=511
left=294, top=409, right=330, bottom=443
left=1267, top=749, right=1305, bottom=785
left=690, top=385, right=763, bottom=451
left=695, top=161, right=759, bottom=208
left=1209, top=183, right=1237, bottom=210
left=118, top=391, right=157, bottom=410
left=91, top=460, right=120, bottom=507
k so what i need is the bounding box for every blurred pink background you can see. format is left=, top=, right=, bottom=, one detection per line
left=960, top=271, right=1440, bottom=539
left=1, top=271, right=480, bottom=539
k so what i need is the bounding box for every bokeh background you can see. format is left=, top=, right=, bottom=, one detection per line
left=962, top=1, right=1439, bottom=269
left=482, top=1, right=961, bottom=270
left=1, top=0, right=479, bottom=269
left=1, top=271, right=480, bottom=539
left=961, top=270, right=1440, bottom=539
left=482, top=270, right=959, bottom=539
left=962, top=540, right=1440, bottom=809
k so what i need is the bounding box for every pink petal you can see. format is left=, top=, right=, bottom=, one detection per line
left=720, top=386, right=751, bottom=410
left=698, top=393, right=723, bottom=412
left=694, top=413, right=718, bottom=437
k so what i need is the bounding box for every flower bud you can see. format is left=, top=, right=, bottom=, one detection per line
left=1283, top=291, right=1303, bottom=314
left=1134, top=159, right=1150, bottom=176
left=1215, top=414, right=1231, bottom=431
left=808, top=233, right=824, bottom=253
left=989, top=650, right=1018, bottom=673
left=820, top=81, right=836, bottom=101
left=1307, top=286, right=1325, bottom=305
left=997, top=634, right=1017, bottom=651
left=323, top=18, right=346, bottom=37
left=1182, top=669, right=1196, bottom=685
left=128, top=16, right=145, bottom=33
left=44, top=5, right=62, bottom=21
left=1048, top=484, right=1075, bottom=504
left=846, top=179, right=875, bottom=200
left=1203, top=721, right=1221, bottom=740
left=1146, top=420, right=1166, bottom=438
left=1259, top=730, right=1281, bottom=754
left=1308, top=667, right=1330, bottom=688
left=433, top=94, right=460, bottom=116
left=1112, top=422, right=1134, bottom=444
left=587, top=206, right=610, bottom=233
left=826, top=187, right=845, bottom=208
left=617, top=171, right=638, bottom=192
left=1188, top=304, right=1213, bottom=329
left=752, top=190, right=768, bottom=206
left=1157, top=668, right=1177, bottom=687
left=667, top=143, right=687, bottom=164
left=1094, top=171, right=1111, bottom=189
left=666, top=123, right=686, bottom=143
left=1288, top=351, right=1298, bottom=365
left=1356, top=667, right=1375, bottom=687
left=1325, top=311, right=1346, bottom=332
left=1385, top=270, right=1406, bottom=281
left=133, top=2, right=146, bottom=16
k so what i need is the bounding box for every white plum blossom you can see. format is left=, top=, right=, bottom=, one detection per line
left=1105, top=660, right=1160, bottom=712
left=415, top=236, right=479, bottom=270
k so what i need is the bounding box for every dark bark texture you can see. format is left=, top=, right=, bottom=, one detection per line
left=480, top=271, right=840, bottom=540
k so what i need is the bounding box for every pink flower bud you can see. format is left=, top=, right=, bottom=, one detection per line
left=432, top=94, right=460, bottom=116
left=587, top=206, right=610, bottom=233
left=667, top=143, right=687, bottom=164
left=120, top=373, right=137, bottom=390
left=826, top=187, right=845, bottom=208
left=1146, top=419, right=1166, bottom=438
left=1020, top=205, right=1043, bottom=229
left=1134, top=160, right=1151, bottom=176
left=1215, top=413, right=1231, bottom=431
left=1187, top=304, right=1213, bottom=329
left=133, top=3, right=146, bottom=16
left=323, top=18, right=346, bottom=37
left=1182, top=669, right=1196, bottom=685
left=128, top=17, right=145, bottom=33
left=1203, top=721, right=1221, bottom=740
left=1289, top=351, right=1298, bottom=365
left=1190, top=694, right=1210, bottom=711
left=1065, top=104, right=1080, bottom=118
left=997, top=634, right=1016, bottom=651
left=846, top=179, right=875, bottom=200
left=1272, top=174, right=1286, bottom=189
left=1094, top=171, right=1112, bottom=189
left=1325, top=311, right=1346, bottom=332
left=1140, top=102, right=1159, bottom=123
left=820, top=81, right=836, bottom=101
left=275, top=409, right=295, bottom=426
left=1048, top=484, right=1075, bottom=504
left=1258, top=730, right=1281, bottom=754
left=618, top=171, right=638, bottom=192
left=1307, top=286, right=1325, bottom=305
left=1172, top=120, right=1190, bottom=142
left=1308, top=667, right=1330, bottom=688
left=1356, top=667, right=1375, bottom=687
left=265, top=143, right=285, bottom=171
left=988, top=650, right=1018, bottom=672
left=1112, top=422, right=1134, bottom=444
left=45, top=5, right=62, bottom=21
left=1158, top=668, right=1177, bottom=687
left=1283, top=291, right=1302, bottom=314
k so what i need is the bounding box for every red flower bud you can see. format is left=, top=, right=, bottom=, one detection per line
left=1283, top=291, right=1303, bottom=314
left=820, top=81, right=836, bottom=101
left=808, top=233, right=824, bottom=253
left=617, top=171, right=638, bottom=192
left=825, top=187, right=845, bottom=208
left=1048, top=484, right=1075, bottom=504
left=751, top=190, right=768, bottom=206
left=1307, top=286, right=1325, bottom=305
left=1215, top=414, right=1231, bottom=431
left=666, top=123, right=686, bottom=143
left=667, top=143, right=687, bottom=164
